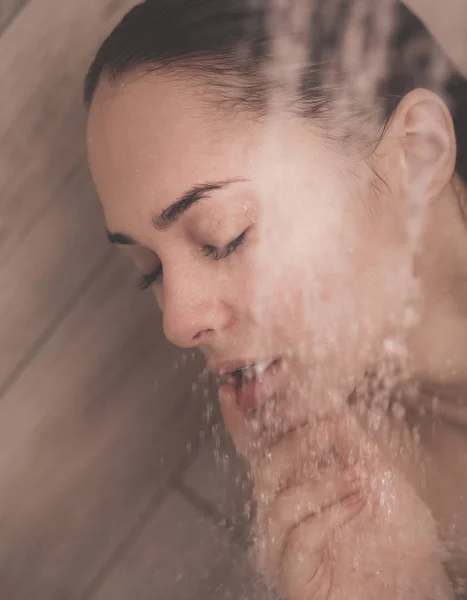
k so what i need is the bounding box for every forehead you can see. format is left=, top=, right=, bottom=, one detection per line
left=87, top=71, right=241, bottom=150
left=86, top=73, right=258, bottom=224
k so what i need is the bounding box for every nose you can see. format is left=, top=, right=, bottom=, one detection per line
left=160, top=265, right=232, bottom=349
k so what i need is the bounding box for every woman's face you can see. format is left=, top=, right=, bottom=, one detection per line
left=87, top=72, right=412, bottom=412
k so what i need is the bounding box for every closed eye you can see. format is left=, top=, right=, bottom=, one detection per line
left=137, top=264, right=162, bottom=290
left=202, top=229, right=247, bottom=261
left=137, top=229, right=248, bottom=291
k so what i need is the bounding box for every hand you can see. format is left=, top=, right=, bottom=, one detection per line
left=219, top=386, right=366, bottom=600
left=220, top=386, right=457, bottom=600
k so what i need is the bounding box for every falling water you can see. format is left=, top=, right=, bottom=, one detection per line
left=202, top=1, right=463, bottom=598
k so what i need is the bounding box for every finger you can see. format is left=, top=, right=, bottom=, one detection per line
left=279, top=544, right=331, bottom=600
left=278, top=490, right=366, bottom=600
left=258, top=466, right=363, bottom=574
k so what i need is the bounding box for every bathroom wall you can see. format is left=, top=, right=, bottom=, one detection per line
left=0, top=1, right=465, bottom=598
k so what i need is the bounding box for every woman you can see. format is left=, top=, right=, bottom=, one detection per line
left=84, top=0, right=467, bottom=598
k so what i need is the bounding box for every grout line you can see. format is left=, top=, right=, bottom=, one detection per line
left=170, top=480, right=259, bottom=597
left=0, top=156, right=88, bottom=266
left=0, top=0, right=31, bottom=38
left=171, top=478, right=226, bottom=525
left=21, top=157, right=86, bottom=240
left=168, top=408, right=224, bottom=482
left=78, top=435, right=205, bottom=600
left=171, top=478, right=249, bottom=551
left=79, top=406, right=208, bottom=600
left=77, top=483, right=173, bottom=600
left=78, top=412, right=249, bottom=600
left=0, top=248, right=112, bottom=400
left=170, top=412, right=251, bottom=549
left=80, top=477, right=246, bottom=600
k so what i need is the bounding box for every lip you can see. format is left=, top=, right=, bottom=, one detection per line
left=218, top=358, right=284, bottom=411
left=208, top=357, right=280, bottom=377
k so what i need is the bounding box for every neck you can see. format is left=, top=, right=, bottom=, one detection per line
left=405, top=175, right=467, bottom=386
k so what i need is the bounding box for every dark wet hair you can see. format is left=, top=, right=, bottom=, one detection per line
left=84, top=0, right=466, bottom=182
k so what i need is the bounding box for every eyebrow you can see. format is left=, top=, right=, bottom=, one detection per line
left=152, top=178, right=245, bottom=231
left=107, top=177, right=245, bottom=245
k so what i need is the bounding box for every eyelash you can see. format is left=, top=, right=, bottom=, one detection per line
left=137, top=229, right=248, bottom=291
left=137, top=264, right=163, bottom=290
left=202, top=229, right=247, bottom=261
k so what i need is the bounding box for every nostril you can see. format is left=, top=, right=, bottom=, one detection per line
left=193, top=328, right=214, bottom=341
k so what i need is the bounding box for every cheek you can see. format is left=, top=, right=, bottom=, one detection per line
left=235, top=166, right=397, bottom=351
left=250, top=209, right=359, bottom=323
left=241, top=213, right=382, bottom=360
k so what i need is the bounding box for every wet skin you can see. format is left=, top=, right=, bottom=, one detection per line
left=87, top=72, right=467, bottom=598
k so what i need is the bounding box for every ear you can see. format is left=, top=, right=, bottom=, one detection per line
left=388, top=89, right=457, bottom=197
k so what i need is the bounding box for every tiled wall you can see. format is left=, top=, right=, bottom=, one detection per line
left=0, top=1, right=465, bottom=598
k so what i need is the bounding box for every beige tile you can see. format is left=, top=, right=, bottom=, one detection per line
left=0, top=162, right=108, bottom=386
left=0, top=2, right=462, bottom=600
left=0, top=252, right=205, bottom=600
left=0, top=0, right=137, bottom=263
left=0, top=0, right=27, bottom=33
left=178, top=430, right=281, bottom=599
left=93, top=490, right=244, bottom=600
left=181, top=422, right=253, bottom=540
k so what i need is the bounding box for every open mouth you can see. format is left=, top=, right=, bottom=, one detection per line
left=218, top=358, right=285, bottom=411
left=222, top=358, right=282, bottom=389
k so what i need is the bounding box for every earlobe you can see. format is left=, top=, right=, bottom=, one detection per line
left=394, top=89, right=457, bottom=196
